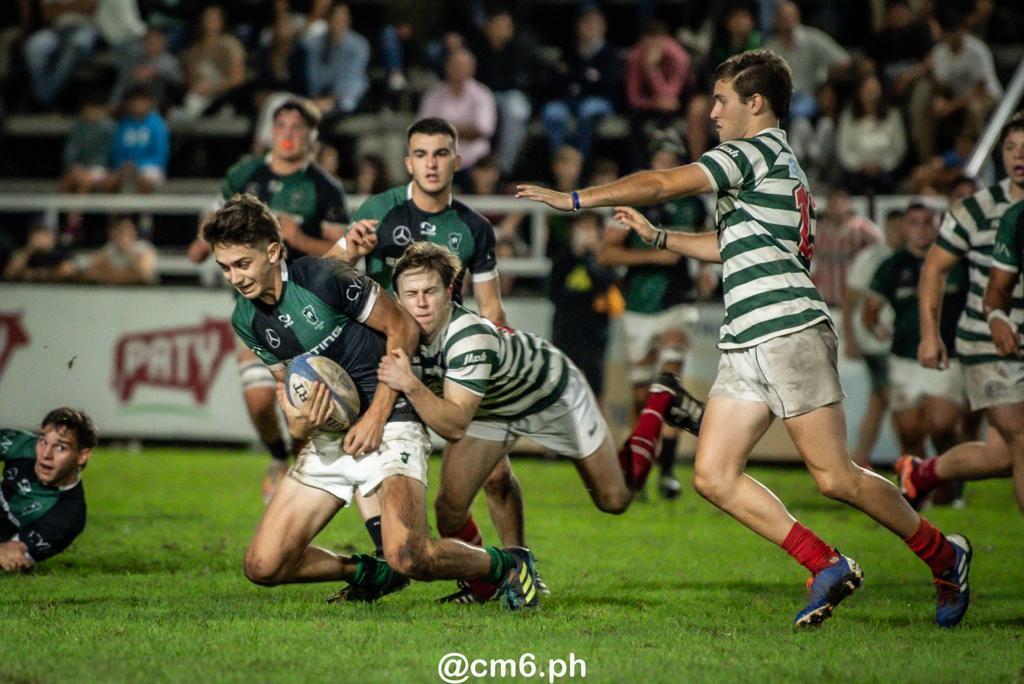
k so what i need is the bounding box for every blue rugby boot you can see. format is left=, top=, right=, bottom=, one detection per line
left=934, top=534, right=972, bottom=628
left=794, top=553, right=863, bottom=627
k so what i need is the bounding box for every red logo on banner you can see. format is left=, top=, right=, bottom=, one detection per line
left=0, top=313, right=30, bottom=382
left=113, top=318, right=235, bottom=403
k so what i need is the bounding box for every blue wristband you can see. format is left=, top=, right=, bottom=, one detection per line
left=571, top=191, right=581, bottom=212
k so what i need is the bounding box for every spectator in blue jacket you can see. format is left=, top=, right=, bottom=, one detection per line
left=303, top=3, right=370, bottom=115
left=108, top=85, right=170, bottom=194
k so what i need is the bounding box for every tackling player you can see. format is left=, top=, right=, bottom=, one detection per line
left=189, top=98, right=349, bottom=504
left=1, top=408, right=97, bottom=572
left=326, top=117, right=531, bottom=598
left=518, top=49, right=972, bottom=628
left=896, top=114, right=1024, bottom=509
left=378, top=242, right=701, bottom=602
left=206, top=194, right=540, bottom=609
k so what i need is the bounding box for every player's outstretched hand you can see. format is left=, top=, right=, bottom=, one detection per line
left=276, top=381, right=332, bottom=441
left=346, top=219, right=379, bottom=258
left=0, top=541, right=33, bottom=572
left=613, top=206, right=658, bottom=244
left=989, top=317, right=1022, bottom=357
left=917, top=334, right=949, bottom=369
left=515, top=184, right=573, bottom=211
left=378, top=349, right=417, bottom=394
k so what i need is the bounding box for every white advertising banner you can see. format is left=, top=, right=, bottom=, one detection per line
left=0, top=284, right=253, bottom=440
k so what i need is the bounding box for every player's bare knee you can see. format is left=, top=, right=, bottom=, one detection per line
left=482, top=464, right=516, bottom=500
left=243, top=550, right=284, bottom=586
left=692, top=469, right=729, bottom=505
left=387, top=537, right=433, bottom=580
left=594, top=486, right=629, bottom=515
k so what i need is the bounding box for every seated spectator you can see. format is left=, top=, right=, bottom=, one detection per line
left=112, top=26, right=184, bottom=108
left=625, top=21, right=694, bottom=171
left=766, top=1, right=850, bottom=122
left=96, top=0, right=147, bottom=106
left=588, top=157, right=619, bottom=187
left=107, top=85, right=170, bottom=193
left=910, top=7, right=1002, bottom=160
left=178, top=4, right=246, bottom=119
left=541, top=8, right=620, bottom=160
left=3, top=222, right=77, bottom=283
left=472, top=8, right=544, bottom=176
left=81, top=215, right=158, bottom=285
left=908, top=131, right=976, bottom=196
left=837, top=72, right=908, bottom=194
left=317, top=144, right=341, bottom=180
left=708, top=4, right=761, bottom=69
left=866, top=0, right=933, bottom=101
left=60, top=92, right=115, bottom=194
left=798, top=80, right=840, bottom=189
left=24, top=0, right=99, bottom=108
left=355, top=153, right=392, bottom=196
left=303, top=2, right=370, bottom=115
left=1, top=408, right=97, bottom=573
left=548, top=211, right=621, bottom=398
left=418, top=48, right=496, bottom=176
left=255, top=11, right=309, bottom=98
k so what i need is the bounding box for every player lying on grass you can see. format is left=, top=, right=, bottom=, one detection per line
left=1, top=408, right=96, bottom=572
left=205, top=193, right=540, bottom=609
left=377, top=241, right=704, bottom=603
left=518, top=49, right=972, bottom=628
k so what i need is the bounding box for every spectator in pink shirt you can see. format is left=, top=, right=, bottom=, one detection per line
left=625, top=21, right=694, bottom=171
left=418, top=48, right=497, bottom=180
left=811, top=188, right=882, bottom=308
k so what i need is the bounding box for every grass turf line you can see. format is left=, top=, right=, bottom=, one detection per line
left=3, top=448, right=1023, bottom=683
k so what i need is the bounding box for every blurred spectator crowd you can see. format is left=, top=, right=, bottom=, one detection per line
left=0, top=0, right=1020, bottom=288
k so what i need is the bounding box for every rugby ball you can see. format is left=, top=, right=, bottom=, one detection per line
left=285, top=354, right=361, bottom=432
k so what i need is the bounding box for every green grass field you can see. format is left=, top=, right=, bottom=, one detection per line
left=4, top=448, right=1024, bottom=683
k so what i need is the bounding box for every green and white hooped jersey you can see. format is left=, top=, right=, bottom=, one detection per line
left=936, top=179, right=1024, bottom=365
left=414, top=304, right=569, bottom=421
left=696, top=127, right=830, bottom=349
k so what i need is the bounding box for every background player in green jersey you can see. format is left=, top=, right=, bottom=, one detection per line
left=599, top=143, right=710, bottom=499
left=205, top=195, right=540, bottom=609
left=327, top=118, right=534, bottom=598
left=189, top=98, right=350, bottom=504
left=864, top=201, right=967, bottom=465
left=898, top=114, right=1024, bottom=512
left=1, top=408, right=97, bottom=572
left=520, top=49, right=972, bottom=628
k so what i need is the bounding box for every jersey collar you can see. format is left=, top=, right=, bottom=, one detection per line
left=280, top=260, right=289, bottom=282
left=265, top=152, right=311, bottom=176
left=406, top=182, right=454, bottom=210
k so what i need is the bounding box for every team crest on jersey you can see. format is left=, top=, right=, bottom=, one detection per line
left=420, top=221, right=437, bottom=236
left=448, top=232, right=463, bottom=251
left=393, top=225, right=412, bottom=245
left=265, top=329, right=281, bottom=348
left=302, top=305, right=320, bottom=326
left=268, top=180, right=284, bottom=194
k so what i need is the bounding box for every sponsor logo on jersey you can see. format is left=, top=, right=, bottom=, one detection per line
left=461, top=351, right=488, bottom=365
left=448, top=233, right=463, bottom=251
left=345, top=282, right=363, bottom=302
left=393, top=225, right=412, bottom=246
left=266, top=329, right=282, bottom=348
left=17, top=478, right=31, bottom=495
left=0, top=312, right=30, bottom=383
left=278, top=314, right=294, bottom=328
left=308, top=325, right=345, bottom=355
left=113, top=318, right=235, bottom=403
left=269, top=180, right=284, bottom=194
left=302, top=305, right=320, bottom=326
left=420, top=221, right=437, bottom=236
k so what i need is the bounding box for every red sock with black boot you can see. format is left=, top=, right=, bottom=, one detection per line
left=443, top=515, right=498, bottom=599
left=618, top=389, right=674, bottom=489
left=782, top=522, right=838, bottom=574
